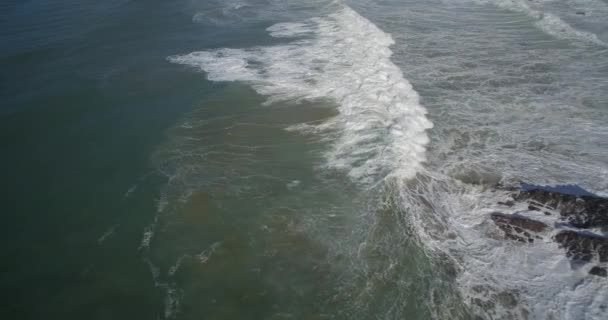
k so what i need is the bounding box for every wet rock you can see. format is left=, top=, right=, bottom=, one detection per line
left=491, top=213, right=547, bottom=232
left=526, top=203, right=552, bottom=216
left=554, top=230, right=608, bottom=263
left=491, top=184, right=608, bottom=279
left=514, top=184, right=608, bottom=229
left=589, top=266, right=607, bottom=277
left=491, top=212, right=547, bottom=243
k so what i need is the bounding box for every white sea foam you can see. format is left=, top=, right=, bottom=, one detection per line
left=170, top=3, right=607, bottom=319
left=397, top=174, right=608, bottom=319
left=170, top=5, right=432, bottom=185
left=139, top=228, right=154, bottom=251
left=97, top=225, right=117, bottom=244
left=143, top=257, right=179, bottom=319
left=196, top=242, right=222, bottom=264
left=473, top=0, right=607, bottom=46
left=139, top=215, right=159, bottom=251
left=192, top=0, right=250, bottom=25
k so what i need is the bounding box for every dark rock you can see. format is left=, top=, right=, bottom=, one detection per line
left=491, top=212, right=547, bottom=243
left=514, top=184, right=608, bottom=229
left=589, top=266, right=607, bottom=277
left=554, top=230, right=608, bottom=262
left=491, top=184, right=608, bottom=275
left=491, top=212, right=547, bottom=232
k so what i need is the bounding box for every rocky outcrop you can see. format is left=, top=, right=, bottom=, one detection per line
left=490, top=212, right=547, bottom=243
left=513, top=184, right=608, bottom=229
left=490, top=184, right=608, bottom=279
left=589, top=266, right=607, bottom=277
left=554, top=230, right=608, bottom=263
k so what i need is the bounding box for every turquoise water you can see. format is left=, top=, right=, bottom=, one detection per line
left=2, top=0, right=608, bottom=319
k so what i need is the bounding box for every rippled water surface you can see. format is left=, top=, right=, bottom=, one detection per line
left=2, top=0, right=607, bottom=319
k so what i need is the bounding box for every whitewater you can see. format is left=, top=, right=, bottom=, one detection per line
left=4, top=0, right=608, bottom=319
left=170, top=6, right=432, bottom=185
left=157, top=0, right=608, bottom=319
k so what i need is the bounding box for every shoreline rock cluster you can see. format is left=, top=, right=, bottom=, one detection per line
left=490, top=184, right=608, bottom=278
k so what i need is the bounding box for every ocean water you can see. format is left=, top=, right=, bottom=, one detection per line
left=2, top=0, right=608, bottom=319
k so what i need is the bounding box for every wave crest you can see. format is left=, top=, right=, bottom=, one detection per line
left=169, top=6, right=432, bottom=184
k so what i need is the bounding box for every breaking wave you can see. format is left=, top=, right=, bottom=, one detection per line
left=168, top=2, right=607, bottom=319
left=169, top=5, right=432, bottom=185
